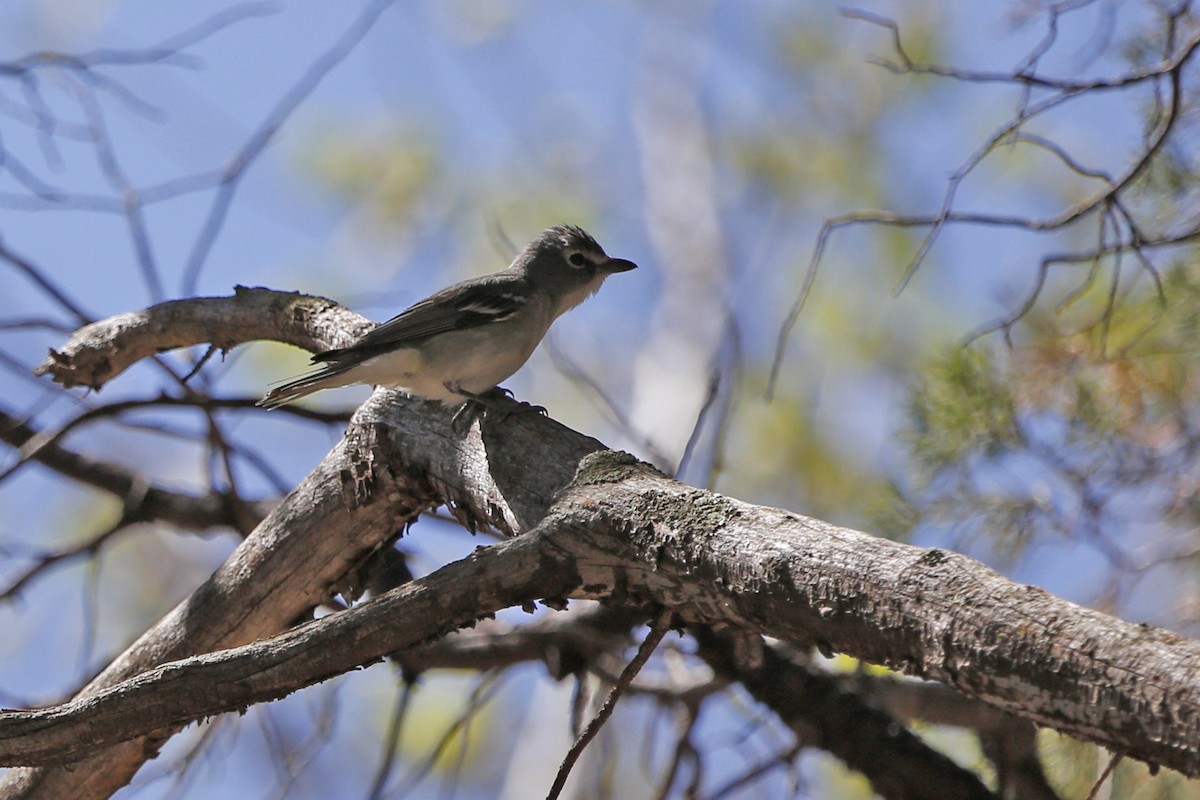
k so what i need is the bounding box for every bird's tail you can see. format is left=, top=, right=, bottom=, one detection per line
left=257, top=363, right=357, bottom=409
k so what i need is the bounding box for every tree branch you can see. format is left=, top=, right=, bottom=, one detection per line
left=32, top=286, right=371, bottom=391
left=0, top=406, right=272, bottom=533
left=0, top=531, right=569, bottom=765
left=7, top=290, right=1200, bottom=800
left=0, top=397, right=442, bottom=798
left=5, top=448, right=1200, bottom=778
left=696, top=631, right=1001, bottom=800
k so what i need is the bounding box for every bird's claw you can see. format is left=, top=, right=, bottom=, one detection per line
left=445, top=385, right=546, bottom=434
left=450, top=400, right=486, bottom=434
left=518, top=400, right=548, bottom=416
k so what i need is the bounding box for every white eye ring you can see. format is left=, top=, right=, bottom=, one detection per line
left=567, top=252, right=589, bottom=268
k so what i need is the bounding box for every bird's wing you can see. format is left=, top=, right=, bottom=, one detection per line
left=313, top=272, right=529, bottom=364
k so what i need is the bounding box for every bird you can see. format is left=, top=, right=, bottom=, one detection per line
left=258, top=225, right=636, bottom=419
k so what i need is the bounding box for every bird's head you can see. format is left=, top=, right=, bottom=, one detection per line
left=519, top=225, right=637, bottom=312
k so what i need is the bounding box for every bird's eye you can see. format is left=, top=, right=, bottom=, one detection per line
left=568, top=252, right=588, bottom=268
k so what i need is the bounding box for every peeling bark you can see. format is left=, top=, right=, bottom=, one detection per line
left=7, top=289, right=1199, bottom=799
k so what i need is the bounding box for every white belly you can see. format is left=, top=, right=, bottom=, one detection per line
left=348, top=310, right=552, bottom=404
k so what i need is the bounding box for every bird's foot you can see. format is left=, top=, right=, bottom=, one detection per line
left=450, top=399, right=486, bottom=434
left=479, top=386, right=548, bottom=420
left=446, top=384, right=546, bottom=433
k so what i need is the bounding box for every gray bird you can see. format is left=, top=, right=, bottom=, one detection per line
left=258, top=225, right=636, bottom=414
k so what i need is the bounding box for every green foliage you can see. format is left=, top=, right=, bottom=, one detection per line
left=298, top=123, right=440, bottom=231
left=1038, top=730, right=1200, bottom=800
left=373, top=675, right=495, bottom=776
left=894, top=255, right=1200, bottom=585
left=723, top=378, right=893, bottom=529
left=906, top=347, right=1018, bottom=481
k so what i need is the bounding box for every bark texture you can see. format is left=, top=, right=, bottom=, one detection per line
left=4, top=288, right=1198, bottom=799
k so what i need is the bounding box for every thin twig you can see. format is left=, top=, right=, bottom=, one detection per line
left=396, top=672, right=505, bottom=795
left=842, top=7, right=1200, bottom=92
left=546, top=610, right=674, bottom=800
left=0, top=239, right=92, bottom=324
left=770, top=9, right=1200, bottom=396
left=1083, top=751, right=1123, bottom=800
left=704, top=742, right=804, bottom=800
left=180, top=0, right=397, bottom=295
left=367, top=678, right=414, bottom=800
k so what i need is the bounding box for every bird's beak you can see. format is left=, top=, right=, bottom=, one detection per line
left=604, top=257, right=638, bottom=273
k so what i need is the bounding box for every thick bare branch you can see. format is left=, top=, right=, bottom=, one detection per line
left=0, top=531, right=567, bottom=766
left=2, top=290, right=601, bottom=799
left=0, top=459, right=999, bottom=800
left=0, top=399, right=441, bottom=798
left=548, top=457, right=1200, bottom=776
left=32, top=286, right=371, bottom=390
left=8, top=291, right=1200, bottom=799
left=4, top=445, right=1199, bottom=781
